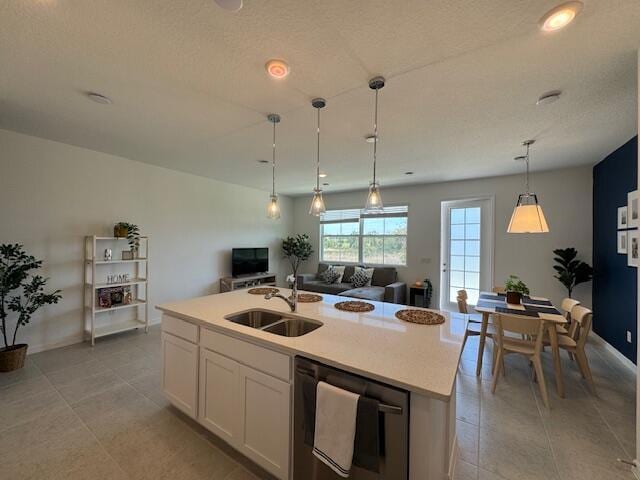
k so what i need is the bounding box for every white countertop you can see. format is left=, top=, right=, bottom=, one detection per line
left=156, top=289, right=465, bottom=401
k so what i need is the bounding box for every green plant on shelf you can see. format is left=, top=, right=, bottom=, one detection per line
left=114, top=222, right=141, bottom=255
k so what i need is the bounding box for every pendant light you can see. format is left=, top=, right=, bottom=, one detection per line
left=309, top=98, right=327, bottom=216
left=364, top=76, right=385, bottom=213
left=507, top=140, right=550, bottom=233
left=266, top=113, right=281, bottom=220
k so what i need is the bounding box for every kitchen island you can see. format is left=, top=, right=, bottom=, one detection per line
left=156, top=289, right=464, bottom=480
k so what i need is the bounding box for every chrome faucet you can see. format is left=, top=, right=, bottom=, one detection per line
left=265, top=284, right=298, bottom=312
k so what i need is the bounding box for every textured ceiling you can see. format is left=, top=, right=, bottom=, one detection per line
left=1, top=0, right=638, bottom=195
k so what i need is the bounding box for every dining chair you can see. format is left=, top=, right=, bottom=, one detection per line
left=492, top=313, right=550, bottom=408
left=458, top=290, right=499, bottom=372
left=552, top=305, right=596, bottom=394
left=558, top=298, right=580, bottom=336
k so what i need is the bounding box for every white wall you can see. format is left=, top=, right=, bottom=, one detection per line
left=0, top=129, right=293, bottom=352
left=292, top=166, right=593, bottom=309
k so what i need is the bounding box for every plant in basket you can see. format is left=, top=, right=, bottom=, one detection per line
left=0, top=244, right=62, bottom=371
left=504, top=275, right=530, bottom=305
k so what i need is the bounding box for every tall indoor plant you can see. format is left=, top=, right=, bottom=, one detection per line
left=0, top=244, right=62, bottom=371
left=282, top=234, right=313, bottom=288
left=553, top=247, right=593, bottom=298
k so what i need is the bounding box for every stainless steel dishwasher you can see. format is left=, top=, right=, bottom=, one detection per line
left=293, top=357, right=409, bottom=480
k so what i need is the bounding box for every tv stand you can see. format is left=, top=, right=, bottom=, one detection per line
left=219, top=273, right=277, bottom=293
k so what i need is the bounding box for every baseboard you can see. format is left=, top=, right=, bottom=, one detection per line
left=590, top=332, right=636, bottom=375
left=27, top=316, right=161, bottom=354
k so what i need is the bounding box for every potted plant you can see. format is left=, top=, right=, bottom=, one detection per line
left=553, top=247, right=593, bottom=298
left=282, top=234, right=313, bottom=290
left=0, top=244, right=62, bottom=371
left=504, top=275, right=530, bottom=305
left=114, top=222, right=141, bottom=257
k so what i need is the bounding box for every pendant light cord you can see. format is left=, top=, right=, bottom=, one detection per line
left=316, top=107, right=321, bottom=191
left=525, top=142, right=530, bottom=194
left=372, top=87, right=379, bottom=185
left=272, top=120, right=276, bottom=196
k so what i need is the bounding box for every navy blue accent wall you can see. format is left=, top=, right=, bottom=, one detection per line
left=593, top=136, right=637, bottom=363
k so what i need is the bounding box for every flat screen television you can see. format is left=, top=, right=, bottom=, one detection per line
left=232, top=248, right=269, bottom=277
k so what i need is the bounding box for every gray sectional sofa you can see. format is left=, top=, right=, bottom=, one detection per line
left=297, top=263, right=406, bottom=304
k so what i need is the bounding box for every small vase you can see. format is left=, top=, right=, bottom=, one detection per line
left=506, top=291, right=522, bottom=305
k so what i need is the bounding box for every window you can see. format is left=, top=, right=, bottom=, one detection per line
left=320, top=206, right=408, bottom=265
left=448, top=206, right=481, bottom=305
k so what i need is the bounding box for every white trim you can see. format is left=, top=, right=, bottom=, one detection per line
left=590, top=331, right=636, bottom=375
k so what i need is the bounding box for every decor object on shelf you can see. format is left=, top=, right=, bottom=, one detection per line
left=552, top=248, right=593, bottom=297
left=395, top=309, right=445, bottom=325
left=282, top=234, right=313, bottom=280
left=618, top=206, right=629, bottom=229
left=122, top=250, right=134, bottom=260
left=267, top=113, right=282, bottom=220
left=618, top=231, right=628, bottom=254
left=97, top=286, right=131, bottom=308
left=364, top=76, right=386, bottom=214
left=0, top=244, right=62, bottom=371
left=627, top=190, right=639, bottom=228
left=104, top=248, right=112, bottom=261
left=507, top=140, right=550, bottom=233
left=334, top=300, right=375, bottom=313
left=504, top=275, right=530, bottom=304
left=114, top=222, right=141, bottom=256
left=309, top=98, right=327, bottom=216
left=628, top=230, right=639, bottom=267
left=106, top=273, right=130, bottom=284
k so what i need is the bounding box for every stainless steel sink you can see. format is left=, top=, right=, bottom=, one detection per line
left=262, top=318, right=322, bottom=337
left=225, top=309, right=284, bottom=328
left=225, top=309, right=322, bottom=337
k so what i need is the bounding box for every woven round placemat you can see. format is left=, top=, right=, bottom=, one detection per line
left=247, top=287, right=280, bottom=295
left=334, top=301, right=375, bottom=313
left=395, top=309, right=445, bottom=325
left=297, top=293, right=323, bottom=303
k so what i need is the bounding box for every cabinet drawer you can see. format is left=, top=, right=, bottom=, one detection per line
left=162, top=314, right=198, bottom=343
left=200, top=329, right=290, bottom=382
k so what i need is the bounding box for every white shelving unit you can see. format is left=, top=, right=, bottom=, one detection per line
left=84, top=235, right=149, bottom=345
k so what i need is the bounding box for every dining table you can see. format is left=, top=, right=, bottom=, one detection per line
left=473, top=291, right=568, bottom=397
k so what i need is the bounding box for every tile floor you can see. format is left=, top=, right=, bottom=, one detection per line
left=0, top=324, right=636, bottom=480
left=454, top=333, right=637, bottom=480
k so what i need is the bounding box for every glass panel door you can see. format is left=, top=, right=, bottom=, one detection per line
left=440, top=198, right=494, bottom=311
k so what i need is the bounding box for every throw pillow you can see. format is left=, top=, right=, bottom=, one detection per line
left=351, top=268, right=373, bottom=288
left=320, top=267, right=341, bottom=284
left=333, top=265, right=346, bottom=283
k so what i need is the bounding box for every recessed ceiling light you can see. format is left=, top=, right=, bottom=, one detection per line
left=365, top=134, right=377, bottom=144
left=537, top=90, right=562, bottom=106
left=318, top=172, right=328, bottom=178
left=265, top=59, right=290, bottom=79
left=257, top=159, right=269, bottom=164
left=86, top=92, right=112, bottom=104
left=539, top=2, right=582, bottom=32
left=405, top=171, right=414, bottom=175
left=214, top=0, right=242, bottom=11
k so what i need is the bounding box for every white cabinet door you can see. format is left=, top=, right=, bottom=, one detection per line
left=199, top=348, right=240, bottom=445
left=238, top=365, right=291, bottom=480
left=161, top=332, right=198, bottom=418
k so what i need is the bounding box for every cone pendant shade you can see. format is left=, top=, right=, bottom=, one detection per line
left=507, top=193, right=549, bottom=233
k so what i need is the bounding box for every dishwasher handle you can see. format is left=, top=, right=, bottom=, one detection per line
left=296, top=368, right=404, bottom=415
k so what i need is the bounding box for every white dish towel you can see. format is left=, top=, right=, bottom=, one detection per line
left=312, top=381, right=360, bottom=478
